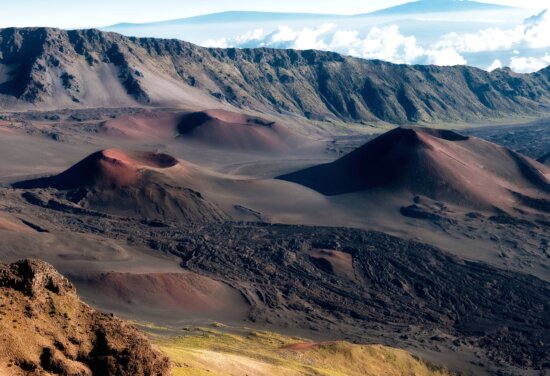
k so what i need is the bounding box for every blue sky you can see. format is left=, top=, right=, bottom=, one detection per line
left=0, top=0, right=546, bottom=28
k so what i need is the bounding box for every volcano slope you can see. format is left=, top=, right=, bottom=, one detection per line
left=98, top=108, right=304, bottom=153
left=176, top=109, right=304, bottom=152
left=0, top=259, right=170, bottom=375
left=13, top=148, right=227, bottom=223
left=1, top=120, right=549, bottom=375
left=278, top=126, right=550, bottom=214
left=276, top=126, right=550, bottom=281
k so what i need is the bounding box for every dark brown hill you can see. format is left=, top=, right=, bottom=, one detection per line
left=13, top=149, right=227, bottom=223
left=278, top=127, right=550, bottom=211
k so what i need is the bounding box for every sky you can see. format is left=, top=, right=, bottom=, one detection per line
left=0, top=0, right=547, bottom=28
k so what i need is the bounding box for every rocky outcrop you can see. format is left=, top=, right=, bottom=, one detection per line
left=0, top=259, right=170, bottom=376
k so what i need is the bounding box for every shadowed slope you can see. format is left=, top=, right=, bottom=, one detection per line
left=98, top=108, right=303, bottom=152
left=539, top=152, right=550, bottom=166
left=278, top=127, right=550, bottom=210
left=98, top=112, right=182, bottom=141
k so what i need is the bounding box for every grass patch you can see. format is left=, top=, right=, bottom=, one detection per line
left=149, top=327, right=453, bottom=376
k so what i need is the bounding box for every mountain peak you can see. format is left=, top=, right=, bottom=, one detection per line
left=365, top=0, right=514, bottom=15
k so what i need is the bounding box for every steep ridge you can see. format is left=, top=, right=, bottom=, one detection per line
left=278, top=127, right=550, bottom=211
left=0, top=259, right=170, bottom=375
left=1, top=27, right=549, bottom=124
left=12, top=149, right=227, bottom=223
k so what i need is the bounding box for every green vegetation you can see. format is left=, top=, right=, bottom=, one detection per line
left=148, top=326, right=452, bottom=376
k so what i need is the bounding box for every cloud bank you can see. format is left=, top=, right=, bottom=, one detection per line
left=203, top=9, right=550, bottom=72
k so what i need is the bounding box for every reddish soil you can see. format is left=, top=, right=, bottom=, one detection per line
left=279, top=127, right=550, bottom=211
left=13, top=149, right=178, bottom=190
left=75, top=271, right=248, bottom=316
left=176, top=109, right=301, bottom=152
left=99, top=112, right=182, bottom=141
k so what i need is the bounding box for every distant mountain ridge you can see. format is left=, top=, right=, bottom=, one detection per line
left=0, top=27, right=549, bottom=124
left=107, top=1, right=515, bottom=28
left=366, top=0, right=514, bottom=15
left=108, top=11, right=343, bottom=28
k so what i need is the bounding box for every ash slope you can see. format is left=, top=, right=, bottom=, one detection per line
left=278, top=127, right=550, bottom=212
left=1, top=27, right=549, bottom=123
left=176, top=109, right=304, bottom=152
left=13, top=149, right=227, bottom=224
left=99, top=108, right=304, bottom=152
left=0, top=259, right=170, bottom=376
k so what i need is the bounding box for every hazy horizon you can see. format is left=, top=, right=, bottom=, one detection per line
left=0, top=0, right=546, bottom=29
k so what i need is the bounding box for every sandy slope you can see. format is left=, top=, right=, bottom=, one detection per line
left=73, top=271, right=249, bottom=322
left=13, top=149, right=228, bottom=224
left=4, top=117, right=549, bottom=280
left=278, top=126, right=550, bottom=212
left=99, top=108, right=307, bottom=153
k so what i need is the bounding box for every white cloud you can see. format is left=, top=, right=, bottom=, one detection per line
left=487, top=59, right=503, bottom=71
left=509, top=54, right=550, bottom=73
left=200, top=9, right=550, bottom=72
left=435, top=9, right=550, bottom=53
left=293, top=24, right=335, bottom=50
left=202, top=23, right=466, bottom=66
left=523, top=10, right=550, bottom=48
left=203, top=28, right=266, bottom=48
left=425, top=47, right=467, bottom=66
left=270, top=26, right=298, bottom=43
left=202, top=37, right=229, bottom=48
left=236, top=29, right=266, bottom=43
left=333, top=25, right=426, bottom=63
